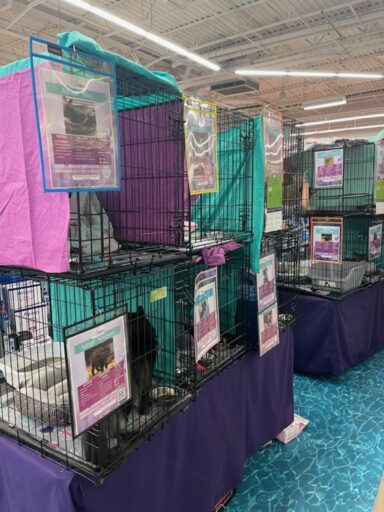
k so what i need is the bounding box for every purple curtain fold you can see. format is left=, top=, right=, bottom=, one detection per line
left=99, top=102, right=188, bottom=246
left=291, top=283, right=384, bottom=375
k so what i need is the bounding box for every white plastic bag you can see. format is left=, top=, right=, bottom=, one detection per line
left=69, top=192, right=120, bottom=256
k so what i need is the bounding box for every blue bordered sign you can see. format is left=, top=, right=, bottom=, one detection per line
left=30, top=36, right=121, bottom=192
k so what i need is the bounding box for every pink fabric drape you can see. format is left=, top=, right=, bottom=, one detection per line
left=0, top=69, right=70, bottom=272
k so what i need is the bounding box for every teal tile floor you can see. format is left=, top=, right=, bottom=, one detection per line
left=226, top=348, right=384, bottom=512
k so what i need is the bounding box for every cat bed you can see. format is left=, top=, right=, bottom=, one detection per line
left=14, top=364, right=71, bottom=426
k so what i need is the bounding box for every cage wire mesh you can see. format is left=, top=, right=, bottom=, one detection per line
left=296, top=215, right=384, bottom=298
left=303, top=140, right=376, bottom=215
left=0, top=247, right=249, bottom=481
left=283, top=118, right=304, bottom=228
left=67, top=64, right=255, bottom=275
left=236, top=228, right=300, bottom=352
left=231, top=108, right=304, bottom=230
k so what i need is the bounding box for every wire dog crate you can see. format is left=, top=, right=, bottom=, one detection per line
left=68, top=65, right=254, bottom=275
left=233, top=108, right=304, bottom=231
left=0, top=247, right=249, bottom=481
left=237, top=228, right=300, bottom=353
left=282, top=119, right=304, bottom=228
left=303, top=140, right=376, bottom=215
left=295, top=215, right=384, bottom=298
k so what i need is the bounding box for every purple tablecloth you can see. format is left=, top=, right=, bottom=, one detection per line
left=293, top=283, right=384, bottom=376
left=0, top=330, right=294, bottom=512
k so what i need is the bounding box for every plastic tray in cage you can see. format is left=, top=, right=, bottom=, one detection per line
left=309, top=261, right=368, bottom=293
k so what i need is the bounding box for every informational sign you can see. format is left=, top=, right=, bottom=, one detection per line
left=314, top=148, right=344, bottom=189
left=65, top=313, right=130, bottom=437
left=256, top=253, right=277, bottom=312
left=376, top=139, right=384, bottom=213
left=264, top=210, right=283, bottom=233
left=30, top=37, right=119, bottom=192
left=263, top=110, right=284, bottom=210
left=263, top=110, right=283, bottom=232
left=310, top=217, right=343, bottom=263
left=184, top=98, right=218, bottom=195
left=194, top=267, right=220, bottom=362
left=258, top=302, right=279, bottom=357
left=36, top=67, right=118, bottom=191
left=368, top=223, right=383, bottom=261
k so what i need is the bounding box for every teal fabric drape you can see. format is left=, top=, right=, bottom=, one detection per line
left=191, top=116, right=264, bottom=273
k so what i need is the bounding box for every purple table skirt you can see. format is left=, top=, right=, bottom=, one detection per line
left=0, top=330, right=294, bottom=512
left=293, top=282, right=384, bottom=376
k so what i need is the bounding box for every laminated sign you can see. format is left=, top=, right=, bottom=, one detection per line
left=263, top=110, right=283, bottom=232
left=184, top=97, right=219, bottom=195
left=30, top=36, right=120, bottom=192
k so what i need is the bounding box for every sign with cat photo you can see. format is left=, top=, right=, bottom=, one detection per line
left=194, top=267, right=220, bottom=362
left=65, top=313, right=131, bottom=437
left=256, top=253, right=277, bottom=312
left=30, top=37, right=120, bottom=192
left=258, top=302, right=279, bottom=357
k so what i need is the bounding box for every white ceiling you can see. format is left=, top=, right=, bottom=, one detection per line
left=1, top=0, right=384, bottom=135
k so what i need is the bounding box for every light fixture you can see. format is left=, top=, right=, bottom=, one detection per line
left=304, top=124, right=384, bottom=136
left=277, top=90, right=288, bottom=102
left=235, top=69, right=383, bottom=79
left=303, top=97, right=347, bottom=111
left=62, top=0, right=221, bottom=71
left=297, top=113, right=384, bottom=127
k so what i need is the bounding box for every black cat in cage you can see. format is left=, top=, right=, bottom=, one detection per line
left=83, top=306, right=157, bottom=466
left=127, top=306, right=158, bottom=416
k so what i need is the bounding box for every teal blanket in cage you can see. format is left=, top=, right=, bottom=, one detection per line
left=0, top=31, right=181, bottom=101
left=50, top=271, right=176, bottom=382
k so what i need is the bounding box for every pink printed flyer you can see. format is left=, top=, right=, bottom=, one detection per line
left=256, top=253, right=277, bottom=312
left=311, top=217, right=343, bottom=264
left=314, top=148, right=344, bottom=189
left=66, top=314, right=131, bottom=437
left=368, top=223, right=383, bottom=261
left=184, top=99, right=218, bottom=195
left=36, top=65, right=119, bottom=191
left=258, top=302, right=279, bottom=357
left=194, top=268, right=220, bottom=362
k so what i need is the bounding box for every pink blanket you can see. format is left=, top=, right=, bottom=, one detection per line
left=0, top=69, right=70, bottom=272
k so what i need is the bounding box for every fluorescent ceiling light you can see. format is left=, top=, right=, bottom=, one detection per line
left=236, top=70, right=288, bottom=76
left=235, top=69, right=383, bottom=79
left=304, top=124, right=384, bottom=136
left=289, top=71, right=336, bottom=77
left=62, top=0, right=220, bottom=71
left=297, top=113, right=384, bottom=127
left=337, top=72, right=383, bottom=79
left=303, top=97, right=346, bottom=110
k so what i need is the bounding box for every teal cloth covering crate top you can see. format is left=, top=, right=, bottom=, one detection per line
left=0, top=31, right=264, bottom=273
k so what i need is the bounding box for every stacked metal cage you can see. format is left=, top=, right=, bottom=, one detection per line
left=263, top=116, right=304, bottom=319
left=68, top=64, right=254, bottom=276
left=0, top=245, right=249, bottom=481
left=304, top=140, right=376, bottom=215
left=0, top=38, right=256, bottom=482
left=298, top=139, right=383, bottom=298
left=232, top=110, right=304, bottom=352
